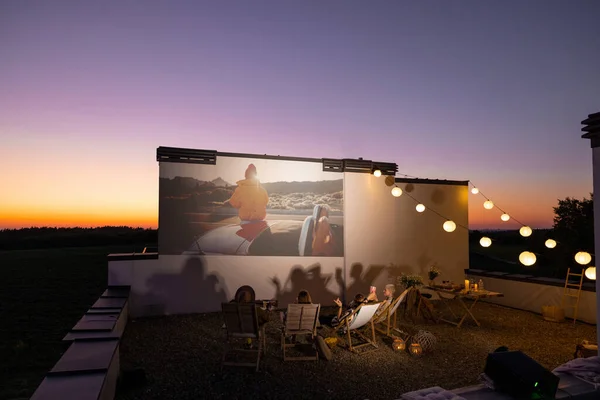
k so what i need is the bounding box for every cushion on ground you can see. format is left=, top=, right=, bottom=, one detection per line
left=401, top=386, right=467, bottom=400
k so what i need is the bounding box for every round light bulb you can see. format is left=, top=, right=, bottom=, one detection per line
left=483, top=200, right=494, bottom=210
left=500, top=213, right=510, bottom=222
left=443, top=220, right=456, bottom=232
left=545, top=239, right=557, bottom=249
left=391, top=187, right=403, bottom=197
left=373, top=169, right=382, bottom=177
left=519, top=226, right=532, bottom=237
left=471, top=187, right=479, bottom=194
left=585, top=266, right=596, bottom=280
left=519, top=251, right=536, bottom=266
left=416, top=204, right=426, bottom=213
left=575, top=251, right=592, bottom=266
left=480, top=237, right=492, bottom=247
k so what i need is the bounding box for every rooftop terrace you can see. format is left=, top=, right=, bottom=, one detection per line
left=115, top=302, right=596, bottom=400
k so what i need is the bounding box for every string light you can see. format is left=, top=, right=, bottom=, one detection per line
left=388, top=178, right=589, bottom=265
left=391, top=186, right=403, bottom=197
left=519, top=226, right=532, bottom=237
left=373, top=169, right=382, bottom=177
left=585, top=266, right=596, bottom=280
left=443, top=220, right=456, bottom=232
left=575, top=252, right=592, bottom=265
left=480, top=237, right=492, bottom=247
left=519, top=251, right=537, bottom=266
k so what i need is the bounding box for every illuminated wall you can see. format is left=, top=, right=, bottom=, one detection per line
left=111, top=148, right=468, bottom=316
left=342, top=174, right=469, bottom=299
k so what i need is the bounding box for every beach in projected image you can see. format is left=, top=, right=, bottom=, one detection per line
left=159, top=156, right=344, bottom=256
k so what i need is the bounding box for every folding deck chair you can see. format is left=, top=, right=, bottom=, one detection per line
left=281, top=303, right=321, bottom=361
left=221, top=302, right=266, bottom=372
left=340, top=302, right=381, bottom=353
left=374, top=289, right=409, bottom=337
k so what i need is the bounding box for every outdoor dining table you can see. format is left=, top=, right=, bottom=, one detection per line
left=425, top=286, right=504, bottom=328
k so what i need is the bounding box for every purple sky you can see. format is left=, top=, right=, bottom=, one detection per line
left=1, top=0, right=599, bottom=229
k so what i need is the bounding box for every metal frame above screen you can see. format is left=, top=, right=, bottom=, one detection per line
left=156, top=146, right=398, bottom=175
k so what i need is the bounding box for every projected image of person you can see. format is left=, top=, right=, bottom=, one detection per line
left=312, top=207, right=336, bottom=256
left=227, top=163, right=269, bottom=222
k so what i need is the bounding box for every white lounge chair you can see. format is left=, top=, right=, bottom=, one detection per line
left=340, top=302, right=381, bottom=353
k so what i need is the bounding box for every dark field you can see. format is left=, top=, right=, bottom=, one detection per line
left=0, top=245, right=138, bottom=399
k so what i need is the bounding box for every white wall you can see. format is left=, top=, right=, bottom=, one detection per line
left=111, top=256, right=343, bottom=318
left=479, top=276, right=597, bottom=324
left=343, top=174, right=469, bottom=300
left=109, top=172, right=469, bottom=317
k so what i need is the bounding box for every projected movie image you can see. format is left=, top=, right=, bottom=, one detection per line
left=159, top=156, right=344, bottom=256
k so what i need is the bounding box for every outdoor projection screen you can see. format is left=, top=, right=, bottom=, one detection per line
left=159, top=155, right=344, bottom=256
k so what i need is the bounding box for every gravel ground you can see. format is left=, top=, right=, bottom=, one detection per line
left=116, top=301, right=596, bottom=400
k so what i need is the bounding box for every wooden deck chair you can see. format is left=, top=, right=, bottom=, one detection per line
left=340, top=302, right=381, bottom=353
left=281, top=303, right=321, bottom=361
left=374, top=289, right=409, bottom=337
left=221, top=302, right=266, bottom=372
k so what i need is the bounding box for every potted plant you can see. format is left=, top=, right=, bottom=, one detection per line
left=398, top=274, right=424, bottom=289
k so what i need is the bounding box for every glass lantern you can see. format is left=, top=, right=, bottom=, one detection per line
left=392, top=338, right=406, bottom=351
left=409, top=343, right=423, bottom=357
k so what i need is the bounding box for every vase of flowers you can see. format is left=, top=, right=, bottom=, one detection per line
left=428, top=265, right=441, bottom=286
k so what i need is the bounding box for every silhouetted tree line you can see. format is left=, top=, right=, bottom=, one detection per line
left=0, top=226, right=158, bottom=251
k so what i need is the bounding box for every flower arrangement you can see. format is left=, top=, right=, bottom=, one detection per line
left=428, top=265, right=441, bottom=281
left=398, top=274, right=423, bottom=289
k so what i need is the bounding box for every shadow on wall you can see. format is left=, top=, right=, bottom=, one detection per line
left=141, top=256, right=228, bottom=315
left=340, top=263, right=386, bottom=301
left=270, top=264, right=342, bottom=307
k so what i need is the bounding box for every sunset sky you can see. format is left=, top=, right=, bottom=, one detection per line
left=1, top=1, right=599, bottom=230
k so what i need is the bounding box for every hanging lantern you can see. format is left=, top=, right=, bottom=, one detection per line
left=391, top=187, right=403, bottom=197
left=443, top=220, right=456, bottom=232
left=392, top=337, right=406, bottom=351
left=483, top=200, right=494, bottom=210
left=519, top=226, right=532, bottom=237
left=575, top=252, right=592, bottom=265
left=585, top=266, right=596, bottom=280
left=416, top=204, right=426, bottom=213
left=519, top=251, right=536, bottom=266
left=373, top=169, right=382, bottom=177
left=480, top=237, right=492, bottom=247
left=545, top=239, right=557, bottom=249
left=409, top=343, right=423, bottom=357
left=500, top=213, right=510, bottom=222
left=471, top=187, right=479, bottom=194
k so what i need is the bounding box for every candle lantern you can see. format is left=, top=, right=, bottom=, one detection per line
left=392, top=337, right=406, bottom=351
left=409, top=343, right=423, bottom=357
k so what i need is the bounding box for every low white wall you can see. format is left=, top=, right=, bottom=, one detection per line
left=479, top=276, right=597, bottom=324
left=110, top=255, right=344, bottom=318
